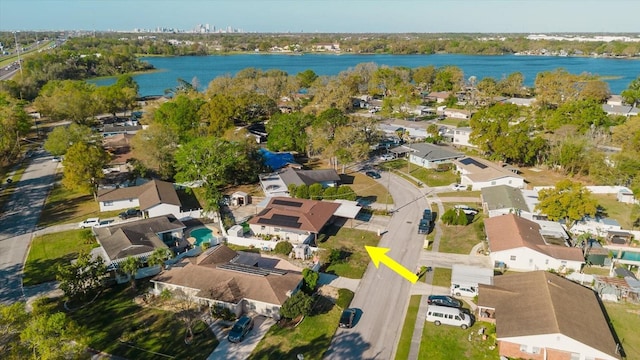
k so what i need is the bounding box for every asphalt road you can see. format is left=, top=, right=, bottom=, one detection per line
left=325, top=171, right=429, bottom=360
left=0, top=150, right=58, bottom=304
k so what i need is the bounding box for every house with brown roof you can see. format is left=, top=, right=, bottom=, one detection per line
left=454, top=156, right=524, bottom=190
left=151, top=245, right=303, bottom=318
left=92, top=215, right=186, bottom=270
left=248, top=197, right=340, bottom=244
left=97, top=179, right=182, bottom=218
left=477, top=271, right=622, bottom=360
left=486, top=214, right=584, bottom=272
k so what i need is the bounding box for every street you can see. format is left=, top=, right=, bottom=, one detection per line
left=325, top=171, right=429, bottom=359
left=0, top=149, right=58, bottom=304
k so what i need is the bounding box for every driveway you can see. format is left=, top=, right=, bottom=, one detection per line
left=207, top=315, right=275, bottom=360
left=0, top=150, right=58, bottom=304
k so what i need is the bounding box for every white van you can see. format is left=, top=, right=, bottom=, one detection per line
left=426, top=304, right=472, bottom=329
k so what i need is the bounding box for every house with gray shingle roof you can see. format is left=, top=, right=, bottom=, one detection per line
left=259, top=168, right=341, bottom=197
left=477, top=271, right=622, bottom=360
left=392, top=143, right=464, bottom=170
left=97, top=179, right=182, bottom=218
left=481, top=185, right=534, bottom=219
left=151, top=244, right=303, bottom=319
left=92, top=215, right=186, bottom=270
left=603, top=104, right=640, bottom=117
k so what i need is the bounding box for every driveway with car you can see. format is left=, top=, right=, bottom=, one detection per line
left=207, top=315, right=274, bottom=360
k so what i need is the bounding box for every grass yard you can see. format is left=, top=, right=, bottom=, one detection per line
left=437, top=219, right=485, bottom=255
left=38, top=181, right=102, bottom=227
left=395, top=295, right=422, bottom=360
left=593, top=193, right=636, bottom=230
left=520, top=167, right=587, bottom=188
left=317, top=224, right=382, bottom=279
left=437, top=190, right=482, bottom=199
left=345, top=171, right=393, bottom=205
left=604, top=301, right=640, bottom=359
left=431, top=268, right=452, bottom=287
left=250, top=296, right=340, bottom=360
left=418, top=320, right=499, bottom=359
left=23, top=229, right=99, bottom=286
left=65, top=284, right=218, bottom=360
left=407, top=167, right=459, bottom=187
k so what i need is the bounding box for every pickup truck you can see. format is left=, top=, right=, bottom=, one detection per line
left=119, top=208, right=141, bottom=220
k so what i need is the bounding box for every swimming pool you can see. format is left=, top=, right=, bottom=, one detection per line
left=620, top=251, right=640, bottom=262
left=189, top=227, right=217, bottom=247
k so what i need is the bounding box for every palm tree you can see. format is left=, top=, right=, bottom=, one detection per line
left=147, top=248, right=173, bottom=269
left=120, top=256, right=140, bottom=291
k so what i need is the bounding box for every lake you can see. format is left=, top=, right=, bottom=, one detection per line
left=91, top=53, right=640, bottom=96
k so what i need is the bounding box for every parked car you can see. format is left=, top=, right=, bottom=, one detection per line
left=339, top=308, right=356, bottom=328
left=451, top=285, right=478, bottom=297
left=227, top=315, right=254, bottom=343
left=51, top=156, right=62, bottom=162
left=427, top=295, right=463, bottom=309
left=422, top=208, right=433, bottom=222
left=119, top=208, right=141, bottom=220
left=379, top=153, right=395, bottom=161
left=454, top=205, right=478, bottom=215
left=78, top=218, right=100, bottom=229
left=426, top=304, right=472, bottom=329
left=451, top=183, right=467, bottom=191
left=365, top=171, right=381, bottom=179
left=418, top=219, right=431, bottom=234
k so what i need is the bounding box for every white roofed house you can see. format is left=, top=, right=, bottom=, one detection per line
left=451, top=127, right=477, bottom=148
left=602, top=104, right=640, bottom=117
left=454, top=157, right=524, bottom=191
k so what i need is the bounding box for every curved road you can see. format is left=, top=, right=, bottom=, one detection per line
left=325, top=171, right=429, bottom=359
left=0, top=150, right=58, bottom=304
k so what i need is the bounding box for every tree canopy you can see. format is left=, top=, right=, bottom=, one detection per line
left=535, top=180, right=598, bottom=226
left=62, top=142, right=110, bottom=201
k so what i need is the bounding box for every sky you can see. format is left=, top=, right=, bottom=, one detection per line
left=1, top=0, right=639, bottom=33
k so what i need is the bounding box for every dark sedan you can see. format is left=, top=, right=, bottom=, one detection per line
left=339, top=308, right=357, bottom=328
left=365, top=171, right=381, bottom=179
left=427, top=295, right=463, bottom=308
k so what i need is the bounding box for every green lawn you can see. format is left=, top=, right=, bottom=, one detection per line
left=66, top=284, right=218, bottom=359
left=431, top=268, right=452, bottom=287
left=407, top=167, right=459, bottom=187
left=348, top=172, right=393, bottom=205
left=418, top=320, right=498, bottom=359
left=395, top=295, right=421, bottom=360
left=317, top=225, right=382, bottom=278
left=437, top=218, right=485, bottom=255
left=38, top=181, right=102, bottom=227
left=593, top=193, right=636, bottom=230
left=604, top=301, right=640, bottom=359
left=251, top=296, right=340, bottom=360
left=23, top=229, right=99, bottom=286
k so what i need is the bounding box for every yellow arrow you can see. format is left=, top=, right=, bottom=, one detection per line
left=365, top=246, right=418, bottom=284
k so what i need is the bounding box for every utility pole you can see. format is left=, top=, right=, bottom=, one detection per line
left=13, top=31, right=23, bottom=77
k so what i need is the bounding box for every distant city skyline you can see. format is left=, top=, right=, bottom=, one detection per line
left=1, top=0, right=640, bottom=33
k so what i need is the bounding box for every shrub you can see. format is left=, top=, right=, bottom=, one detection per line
left=295, top=184, right=309, bottom=199
left=308, top=183, right=323, bottom=200
left=280, top=291, right=313, bottom=319
left=288, top=184, right=297, bottom=197
left=323, top=186, right=337, bottom=199
left=441, top=208, right=457, bottom=225
left=302, top=268, right=319, bottom=294
left=328, top=248, right=342, bottom=263
left=336, top=185, right=357, bottom=201
left=336, top=289, right=354, bottom=309
left=274, top=241, right=293, bottom=255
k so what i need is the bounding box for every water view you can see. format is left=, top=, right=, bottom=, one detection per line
left=91, top=53, right=640, bottom=96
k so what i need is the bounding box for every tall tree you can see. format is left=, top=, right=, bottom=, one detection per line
left=432, top=66, right=464, bottom=92
left=62, top=142, right=110, bottom=201
left=0, top=91, right=31, bottom=162
left=20, top=311, right=86, bottom=360
left=119, top=256, right=141, bottom=290
left=535, top=180, right=598, bottom=227
left=57, top=250, right=107, bottom=302
left=154, top=94, right=204, bottom=142
left=621, top=76, right=640, bottom=107
left=34, top=80, right=100, bottom=124
left=296, top=69, right=319, bottom=89
left=130, top=123, right=179, bottom=180
left=0, top=302, right=29, bottom=357
left=43, top=123, right=97, bottom=156
left=266, top=112, right=313, bottom=153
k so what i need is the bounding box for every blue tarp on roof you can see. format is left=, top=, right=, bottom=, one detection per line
left=259, top=148, right=296, bottom=170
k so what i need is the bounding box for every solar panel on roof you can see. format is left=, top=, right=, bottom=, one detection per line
left=272, top=199, right=303, bottom=207
left=257, top=214, right=302, bottom=229
left=460, top=157, right=487, bottom=169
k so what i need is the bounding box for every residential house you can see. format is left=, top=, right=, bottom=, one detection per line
left=101, top=124, right=142, bottom=137
left=151, top=245, right=303, bottom=318
left=391, top=143, right=463, bottom=170
left=259, top=168, right=341, bottom=197
left=97, top=179, right=182, bottom=218
left=481, top=185, right=534, bottom=219
left=454, top=157, right=525, bottom=190
left=477, top=271, right=622, bottom=360
left=443, top=108, right=473, bottom=119
left=503, top=97, right=536, bottom=107
left=92, top=215, right=186, bottom=271
left=451, top=127, right=477, bottom=148
left=602, top=104, right=640, bottom=117
left=248, top=197, right=340, bottom=245
left=485, top=214, right=584, bottom=272
left=102, top=133, right=135, bottom=173
left=570, top=216, right=622, bottom=238
left=607, top=95, right=624, bottom=106
left=424, top=91, right=451, bottom=103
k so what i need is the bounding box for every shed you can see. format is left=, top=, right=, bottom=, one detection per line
left=585, top=239, right=610, bottom=266
left=451, top=264, right=493, bottom=295
left=231, top=191, right=250, bottom=206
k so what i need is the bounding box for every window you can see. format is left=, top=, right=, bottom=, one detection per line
left=261, top=226, right=265, bottom=230
left=103, top=201, right=113, bottom=206
left=519, top=344, right=528, bottom=352
left=531, top=347, right=541, bottom=354
left=545, top=259, right=549, bottom=265
left=491, top=181, right=496, bottom=185
left=561, top=261, right=567, bottom=265
left=570, top=353, right=580, bottom=360
left=510, top=255, right=516, bottom=261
